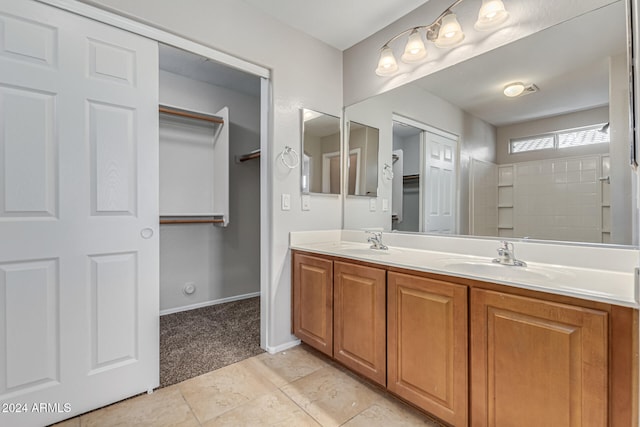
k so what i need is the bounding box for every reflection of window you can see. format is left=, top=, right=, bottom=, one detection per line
left=558, top=125, right=610, bottom=148
left=510, top=135, right=554, bottom=153
left=510, top=123, right=609, bottom=154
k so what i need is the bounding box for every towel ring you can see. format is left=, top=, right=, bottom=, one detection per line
left=279, top=146, right=299, bottom=169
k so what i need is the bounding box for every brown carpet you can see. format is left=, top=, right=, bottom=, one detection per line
left=160, top=296, right=263, bottom=388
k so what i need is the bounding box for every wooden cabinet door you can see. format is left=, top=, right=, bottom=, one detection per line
left=334, top=261, right=387, bottom=385
left=387, top=272, right=468, bottom=426
left=292, top=252, right=333, bottom=356
left=470, top=288, right=608, bottom=427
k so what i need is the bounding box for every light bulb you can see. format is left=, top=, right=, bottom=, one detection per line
left=504, top=82, right=525, bottom=97
left=434, top=13, right=465, bottom=48
left=475, top=0, right=509, bottom=31
left=375, top=46, right=399, bottom=76
left=401, top=29, right=427, bottom=63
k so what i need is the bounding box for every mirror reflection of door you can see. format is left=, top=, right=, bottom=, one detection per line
left=392, top=121, right=421, bottom=231
left=347, top=149, right=361, bottom=195
left=302, top=109, right=341, bottom=194
left=322, top=151, right=341, bottom=193
left=347, top=122, right=379, bottom=196
left=302, top=153, right=311, bottom=193
left=423, top=131, right=458, bottom=234
left=392, top=118, right=459, bottom=233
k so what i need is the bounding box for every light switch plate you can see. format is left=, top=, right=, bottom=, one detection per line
left=281, top=193, right=291, bottom=211
left=369, top=198, right=376, bottom=212
left=301, top=194, right=311, bottom=211
left=382, top=198, right=389, bottom=212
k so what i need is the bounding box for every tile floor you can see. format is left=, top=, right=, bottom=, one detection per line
left=53, top=344, right=442, bottom=426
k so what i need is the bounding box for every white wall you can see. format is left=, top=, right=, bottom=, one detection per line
left=343, top=0, right=616, bottom=105
left=344, top=83, right=496, bottom=234
left=158, top=70, right=260, bottom=313
left=83, top=0, right=344, bottom=350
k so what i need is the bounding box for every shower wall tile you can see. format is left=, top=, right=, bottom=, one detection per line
left=506, top=155, right=603, bottom=243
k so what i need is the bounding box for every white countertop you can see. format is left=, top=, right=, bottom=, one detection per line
left=290, top=230, right=640, bottom=308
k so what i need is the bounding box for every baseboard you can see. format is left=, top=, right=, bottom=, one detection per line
left=159, top=292, right=260, bottom=316
left=266, top=339, right=301, bottom=354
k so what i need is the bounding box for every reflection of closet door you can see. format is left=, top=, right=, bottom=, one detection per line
left=422, top=131, right=458, bottom=234
left=322, top=151, right=340, bottom=194
left=0, top=2, right=159, bottom=426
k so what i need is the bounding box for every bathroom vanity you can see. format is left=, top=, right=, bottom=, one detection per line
left=290, top=230, right=638, bottom=427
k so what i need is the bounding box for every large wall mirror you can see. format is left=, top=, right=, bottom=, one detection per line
left=347, top=121, right=379, bottom=197
left=344, top=0, right=638, bottom=247
left=301, top=109, right=341, bottom=194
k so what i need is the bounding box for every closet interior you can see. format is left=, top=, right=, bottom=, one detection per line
left=157, top=44, right=262, bottom=385
left=391, top=121, right=422, bottom=232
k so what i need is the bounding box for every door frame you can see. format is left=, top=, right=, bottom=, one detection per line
left=392, top=114, right=460, bottom=233
left=37, top=0, right=272, bottom=349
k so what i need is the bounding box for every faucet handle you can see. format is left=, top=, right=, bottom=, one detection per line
left=499, top=240, right=514, bottom=251
left=365, top=230, right=382, bottom=238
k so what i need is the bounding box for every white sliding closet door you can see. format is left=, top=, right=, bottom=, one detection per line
left=0, top=1, right=159, bottom=426
left=422, top=131, right=458, bottom=234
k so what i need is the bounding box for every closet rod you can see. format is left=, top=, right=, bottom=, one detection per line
left=236, top=150, right=261, bottom=163
left=403, top=174, right=420, bottom=183
left=159, top=218, right=225, bottom=224
left=159, top=105, right=224, bottom=124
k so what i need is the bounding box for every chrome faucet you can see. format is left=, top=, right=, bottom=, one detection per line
left=492, top=241, right=527, bottom=267
left=366, top=231, right=388, bottom=250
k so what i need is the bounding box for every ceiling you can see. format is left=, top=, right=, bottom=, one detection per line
left=159, top=1, right=626, bottom=129
left=240, top=0, right=429, bottom=50
left=413, top=1, right=626, bottom=126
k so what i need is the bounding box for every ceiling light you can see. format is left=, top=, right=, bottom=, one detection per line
left=475, top=0, right=510, bottom=31
left=503, top=82, right=525, bottom=97
left=504, top=82, right=538, bottom=97
left=374, top=0, right=510, bottom=77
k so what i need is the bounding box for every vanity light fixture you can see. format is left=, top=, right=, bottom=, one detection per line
left=375, top=0, right=510, bottom=77
left=503, top=82, right=538, bottom=97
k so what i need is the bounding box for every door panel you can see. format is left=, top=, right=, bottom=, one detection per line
left=423, top=131, right=457, bottom=234
left=471, top=289, right=608, bottom=427
left=0, top=1, right=159, bottom=425
left=388, top=272, right=468, bottom=426
left=292, top=253, right=333, bottom=356
left=334, top=262, right=386, bottom=386
left=0, top=86, right=57, bottom=217
left=0, top=259, right=59, bottom=394
left=89, top=252, right=138, bottom=372
left=89, top=102, right=137, bottom=215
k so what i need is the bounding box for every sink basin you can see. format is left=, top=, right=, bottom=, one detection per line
left=441, top=260, right=556, bottom=282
